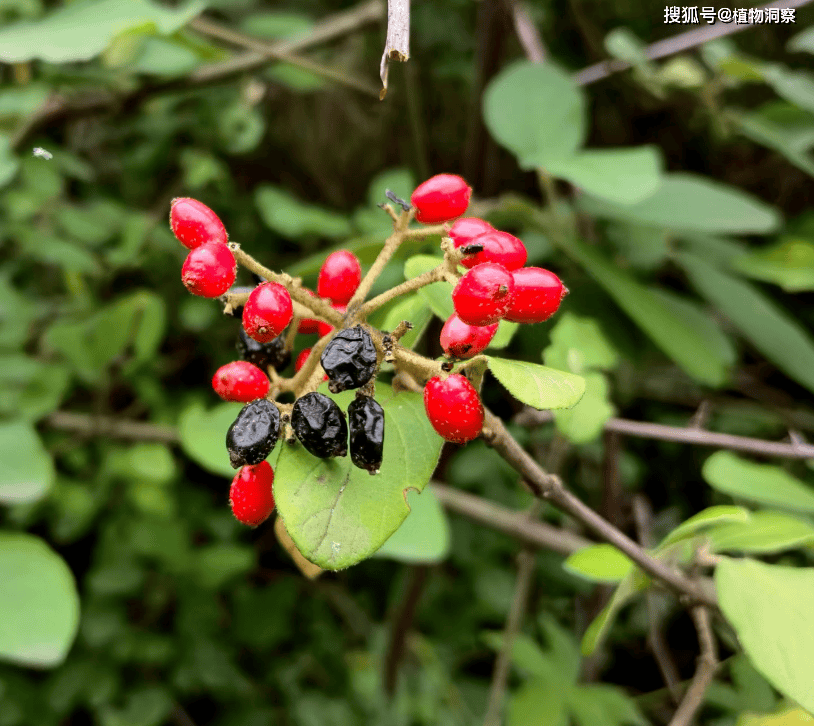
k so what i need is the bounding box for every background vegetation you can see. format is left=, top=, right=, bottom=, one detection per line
left=2, top=0, right=814, bottom=724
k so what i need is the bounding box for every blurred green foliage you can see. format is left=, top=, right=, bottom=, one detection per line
left=2, top=0, right=814, bottom=724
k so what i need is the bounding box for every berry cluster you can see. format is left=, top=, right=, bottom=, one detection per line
left=170, top=200, right=387, bottom=526
left=410, top=175, right=567, bottom=444
left=170, top=175, right=567, bottom=529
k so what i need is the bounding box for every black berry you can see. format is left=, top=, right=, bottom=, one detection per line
left=348, top=396, right=384, bottom=474
left=320, top=326, right=377, bottom=393
left=291, top=392, right=348, bottom=458
left=226, top=399, right=281, bottom=468
left=237, top=327, right=291, bottom=372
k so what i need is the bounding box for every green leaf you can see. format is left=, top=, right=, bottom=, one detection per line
left=508, top=678, right=570, bottom=726
left=546, top=147, right=663, bottom=204
left=131, top=36, right=201, bottom=76
left=562, top=239, right=731, bottom=386
left=581, top=570, right=649, bottom=656
left=240, top=11, right=313, bottom=39
left=789, top=26, right=814, bottom=54
left=488, top=320, right=519, bottom=350
left=255, top=184, right=352, bottom=238
left=483, top=60, right=586, bottom=169
left=544, top=312, right=620, bottom=373
left=0, top=0, right=204, bottom=62
left=403, top=255, right=454, bottom=321
left=679, top=252, right=814, bottom=396
left=731, top=237, right=814, bottom=292
left=0, top=135, right=19, bottom=189
left=370, top=292, right=432, bottom=350
left=716, top=558, right=814, bottom=714
left=763, top=65, right=814, bottom=116
left=194, top=544, right=256, bottom=590
left=737, top=707, right=814, bottom=726
left=564, top=544, right=634, bottom=583
left=707, top=511, right=814, bottom=553
left=703, top=451, right=814, bottom=513
left=579, top=173, right=781, bottom=234
left=485, top=356, right=585, bottom=410
left=567, top=684, right=647, bottom=726
left=0, top=533, right=80, bottom=667
left=657, top=505, right=751, bottom=548
left=735, top=107, right=814, bottom=179
left=552, top=372, right=615, bottom=444
left=0, top=420, right=54, bottom=504
left=178, top=401, right=244, bottom=477
left=373, top=486, right=451, bottom=564
left=274, top=383, right=443, bottom=570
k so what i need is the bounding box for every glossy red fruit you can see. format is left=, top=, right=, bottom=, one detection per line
left=317, top=251, right=362, bottom=305
left=229, top=461, right=275, bottom=526
left=170, top=198, right=228, bottom=250
left=505, top=267, right=568, bottom=324
left=295, top=348, right=311, bottom=373
left=317, top=304, right=347, bottom=338
left=181, top=242, right=236, bottom=298
left=424, top=374, right=484, bottom=444
left=212, top=361, right=270, bottom=402
left=298, top=289, right=321, bottom=334
left=449, top=217, right=494, bottom=248
left=440, top=314, right=498, bottom=359
left=243, top=282, right=293, bottom=343
left=452, top=262, right=515, bottom=326
left=456, top=230, right=527, bottom=271
left=411, top=174, right=472, bottom=224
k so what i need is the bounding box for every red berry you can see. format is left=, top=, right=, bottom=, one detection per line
left=317, top=251, right=362, bottom=305
left=439, top=314, right=498, bottom=359
left=295, top=348, right=311, bottom=372
left=212, top=361, right=270, bottom=402
left=424, top=374, right=484, bottom=444
left=243, top=282, right=294, bottom=343
left=181, top=242, right=236, bottom=298
left=298, top=289, right=321, bottom=334
left=294, top=348, right=328, bottom=380
left=229, top=462, right=275, bottom=526
left=411, top=174, right=472, bottom=224
left=456, top=230, right=527, bottom=271
left=505, top=267, right=568, bottom=324
left=452, top=262, right=515, bottom=326
left=317, top=304, right=347, bottom=338
left=449, top=217, right=494, bottom=247
left=170, top=198, right=228, bottom=250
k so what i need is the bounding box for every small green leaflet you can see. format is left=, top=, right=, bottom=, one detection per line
left=485, top=356, right=585, bottom=410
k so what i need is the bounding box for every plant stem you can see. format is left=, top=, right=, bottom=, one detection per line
left=357, top=265, right=445, bottom=318
left=482, top=408, right=717, bottom=608
left=230, top=245, right=344, bottom=326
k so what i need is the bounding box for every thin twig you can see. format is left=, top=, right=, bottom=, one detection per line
left=483, top=543, right=538, bottom=726
left=383, top=565, right=429, bottom=695
left=379, top=0, right=411, bottom=99
left=515, top=408, right=814, bottom=460
left=432, top=483, right=591, bottom=555
left=502, top=0, right=547, bottom=63
left=483, top=408, right=717, bottom=608
left=189, top=16, right=380, bottom=97
left=573, top=0, right=814, bottom=86
left=44, top=412, right=180, bottom=443
left=667, top=606, right=719, bottom=726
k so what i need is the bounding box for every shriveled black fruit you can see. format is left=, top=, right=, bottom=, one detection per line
left=237, top=327, right=291, bottom=372
left=320, top=326, right=377, bottom=393
left=348, top=396, right=384, bottom=474
left=226, top=399, right=281, bottom=468
left=291, top=392, right=348, bottom=458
